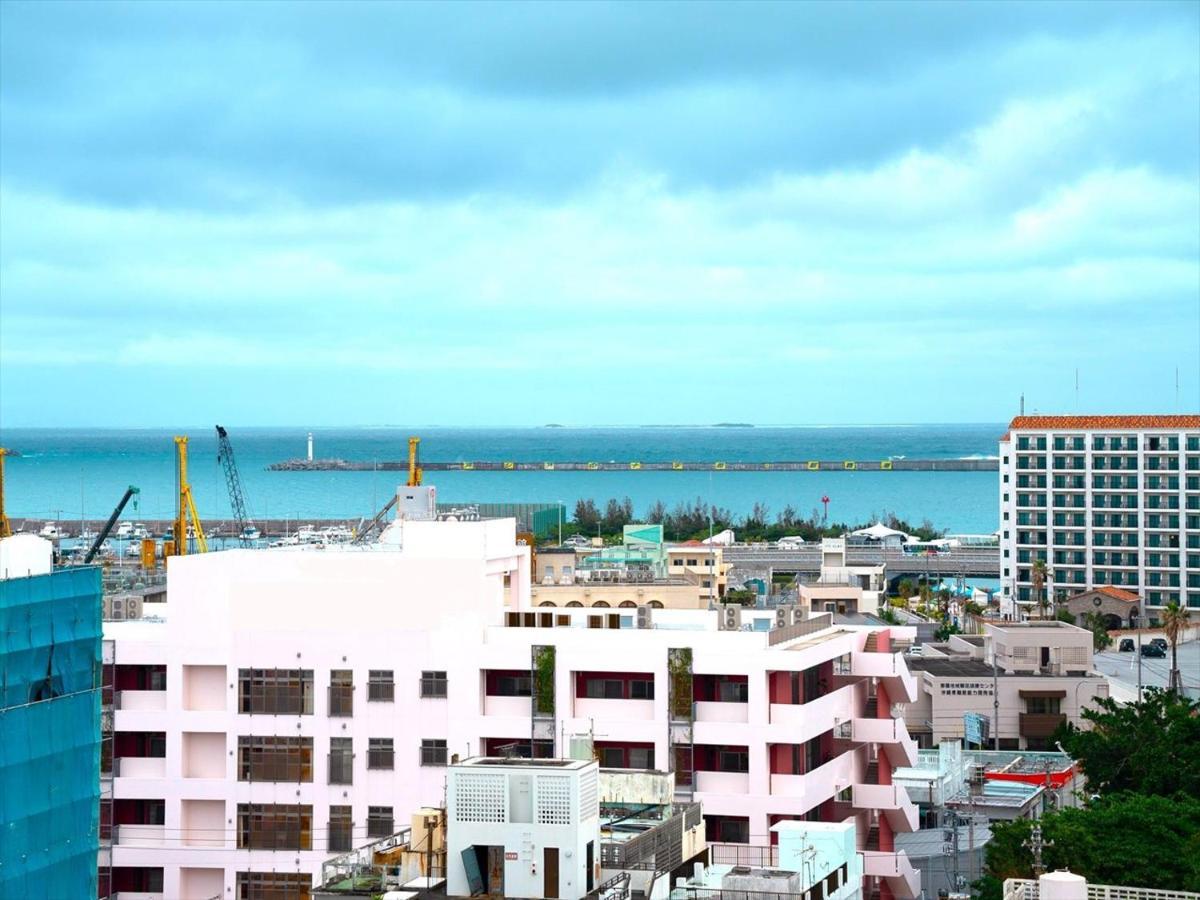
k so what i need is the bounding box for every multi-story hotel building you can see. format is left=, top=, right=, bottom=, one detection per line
left=101, top=514, right=921, bottom=900
left=998, top=415, right=1200, bottom=614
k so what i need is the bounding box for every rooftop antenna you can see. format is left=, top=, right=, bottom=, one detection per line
left=1019, top=393, right=1025, bottom=416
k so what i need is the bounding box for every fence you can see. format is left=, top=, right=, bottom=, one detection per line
left=768, top=612, right=834, bottom=646
left=1004, top=880, right=1200, bottom=900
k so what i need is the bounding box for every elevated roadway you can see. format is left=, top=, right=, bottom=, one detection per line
left=724, top=545, right=1000, bottom=581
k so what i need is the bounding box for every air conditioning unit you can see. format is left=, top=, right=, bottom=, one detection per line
left=125, top=596, right=143, bottom=620
left=102, top=596, right=114, bottom=620
left=775, top=605, right=793, bottom=628
left=637, top=606, right=653, bottom=630
left=109, top=597, right=126, bottom=620
left=719, top=606, right=742, bottom=631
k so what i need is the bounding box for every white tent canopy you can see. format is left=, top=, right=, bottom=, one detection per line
left=702, top=528, right=736, bottom=546
left=851, top=522, right=912, bottom=542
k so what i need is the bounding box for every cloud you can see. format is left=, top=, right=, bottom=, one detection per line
left=0, top=1, right=1197, bottom=426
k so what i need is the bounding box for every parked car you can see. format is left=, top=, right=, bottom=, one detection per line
left=1150, top=637, right=1168, bottom=651
left=1140, top=643, right=1166, bottom=658
left=1119, top=638, right=1135, bottom=652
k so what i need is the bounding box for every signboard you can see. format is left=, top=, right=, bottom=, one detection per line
left=504, top=852, right=518, bottom=861
left=964, top=712, right=990, bottom=748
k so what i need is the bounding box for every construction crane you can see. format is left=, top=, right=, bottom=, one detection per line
left=0, top=447, right=11, bottom=538
left=84, top=486, right=140, bottom=564
left=166, top=436, right=208, bottom=556
left=352, top=436, right=422, bottom=545
left=215, top=425, right=255, bottom=546
left=407, top=436, right=422, bottom=487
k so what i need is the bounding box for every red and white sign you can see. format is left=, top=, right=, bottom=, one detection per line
left=504, top=852, right=518, bottom=861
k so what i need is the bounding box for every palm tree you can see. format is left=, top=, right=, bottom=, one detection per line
left=1161, top=601, right=1191, bottom=693
left=1031, top=558, right=1049, bottom=619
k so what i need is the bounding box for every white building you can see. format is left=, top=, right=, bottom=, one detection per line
left=103, top=511, right=922, bottom=900
left=998, top=415, right=1200, bottom=615
left=445, top=757, right=599, bottom=899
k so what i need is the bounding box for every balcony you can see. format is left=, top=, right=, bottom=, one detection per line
left=115, top=690, right=167, bottom=711
left=573, top=697, right=655, bottom=721
left=694, top=700, right=749, bottom=723
left=113, top=824, right=165, bottom=847
left=115, top=757, right=166, bottom=778
left=482, top=695, right=532, bottom=717
left=1019, top=713, right=1066, bottom=739
left=852, top=783, right=919, bottom=833
left=850, top=652, right=918, bottom=703
left=861, top=850, right=921, bottom=899
left=851, top=717, right=918, bottom=768
left=694, top=770, right=750, bottom=795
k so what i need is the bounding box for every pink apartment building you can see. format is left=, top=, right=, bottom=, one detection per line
left=101, top=516, right=921, bottom=900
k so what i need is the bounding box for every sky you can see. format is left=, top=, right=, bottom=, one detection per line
left=1, top=0, right=1198, bottom=428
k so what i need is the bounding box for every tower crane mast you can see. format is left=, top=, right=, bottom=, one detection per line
left=215, top=426, right=254, bottom=546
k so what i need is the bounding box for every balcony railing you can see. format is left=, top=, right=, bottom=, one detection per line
left=114, top=690, right=167, bottom=711
left=1003, top=879, right=1200, bottom=900
left=114, top=756, right=166, bottom=778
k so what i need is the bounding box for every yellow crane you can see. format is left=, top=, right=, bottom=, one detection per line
left=0, top=447, right=11, bottom=539
left=407, top=436, right=423, bottom=487
left=166, top=436, right=208, bottom=556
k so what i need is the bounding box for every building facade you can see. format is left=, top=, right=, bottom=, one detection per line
left=1, top=538, right=102, bottom=899
left=998, top=415, right=1200, bottom=614
left=102, top=516, right=922, bottom=900
left=904, top=623, right=1109, bottom=750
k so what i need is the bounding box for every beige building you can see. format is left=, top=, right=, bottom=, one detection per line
left=528, top=581, right=712, bottom=609
left=904, top=622, right=1108, bottom=751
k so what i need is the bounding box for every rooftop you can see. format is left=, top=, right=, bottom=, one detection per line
left=1007, top=414, right=1200, bottom=430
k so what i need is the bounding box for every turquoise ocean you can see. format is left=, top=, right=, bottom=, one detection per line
left=0, top=425, right=1003, bottom=533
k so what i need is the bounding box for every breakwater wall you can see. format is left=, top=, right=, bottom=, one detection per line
left=268, top=458, right=998, bottom=473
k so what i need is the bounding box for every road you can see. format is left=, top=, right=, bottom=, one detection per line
left=724, top=545, right=1000, bottom=577
left=1093, top=632, right=1200, bottom=700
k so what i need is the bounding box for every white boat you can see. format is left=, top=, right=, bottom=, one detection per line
left=296, top=525, right=318, bottom=544
left=125, top=542, right=142, bottom=557
left=79, top=527, right=97, bottom=541
left=131, top=524, right=150, bottom=540
left=39, top=522, right=68, bottom=539
left=115, top=522, right=134, bottom=538
left=270, top=535, right=299, bottom=548
left=318, top=525, right=352, bottom=543
left=241, top=526, right=261, bottom=541
left=98, top=539, right=114, bottom=556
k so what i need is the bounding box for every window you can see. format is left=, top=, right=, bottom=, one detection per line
left=329, top=669, right=354, bottom=717
left=328, top=737, right=353, bottom=785
left=495, top=674, right=532, bottom=696
left=630, top=679, right=655, bottom=700
left=367, top=806, right=394, bottom=838
left=237, top=736, right=313, bottom=783
left=368, top=670, right=394, bottom=702
left=421, top=738, right=448, bottom=766
left=1026, top=697, right=1061, bottom=715
left=585, top=678, right=624, bottom=699
left=368, top=738, right=394, bottom=770
left=236, top=803, right=313, bottom=850
left=600, top=746, right=625, bottom=768
left=717, top=749, right=749, bottom=772
left=717, top=680, right=749, bottom=703
left=237, top=872, right=313, bottom=900
left=628, top=747, right=654, bottom=769
left=238, top=669, right=313, bottom=715
left=420, top=671, right=448, bottom=698
left=328, top=805, right=353, bottom=852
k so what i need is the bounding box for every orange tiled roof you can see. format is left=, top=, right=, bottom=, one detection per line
left=1007, top=415, right=1200, bottom=430
left=1094, top=586, right=1140, bottom=603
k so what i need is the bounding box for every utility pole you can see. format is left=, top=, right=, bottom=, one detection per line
left=992, top=635, right=1000, bottom=750
left=1137, top=614, right=1144, bottom=702
left=1024, top=823, right=1053, bottom=876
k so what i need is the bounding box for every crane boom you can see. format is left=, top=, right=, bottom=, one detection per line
left=167, top=436, right=207, bottom=556
left=215, top=425, right=254, bottom=546
left=84, top=486, right=139, bottom=564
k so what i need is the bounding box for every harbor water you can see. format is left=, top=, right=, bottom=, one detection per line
left=0, top=425, right=1003, bottom=533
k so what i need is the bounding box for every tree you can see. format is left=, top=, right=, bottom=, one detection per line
left=644, top=500, right=666, bottom=525
left=1031, top=557, right=1049, bottom=617
left=1162, top=600, right=1191, bottom=693
left=1084, top=611, right=1113, bottom=652
left=897, top=579, right=915, bottom=599
left=1056, top=688, right=1200, bottom=798
left=979, top=793, right=1200, bottom=895
left=573, top=499, right=600, bottom=533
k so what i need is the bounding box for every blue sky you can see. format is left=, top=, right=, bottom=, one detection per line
left=1, top=0, right=1197, bottom=427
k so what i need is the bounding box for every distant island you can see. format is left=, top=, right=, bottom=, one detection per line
left=713, top=422, right=754, bottom=428
left=543, top=423, right=565, bottom=428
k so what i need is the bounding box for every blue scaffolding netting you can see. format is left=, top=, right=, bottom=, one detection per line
left=1, top=566, right=102, bottom=899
